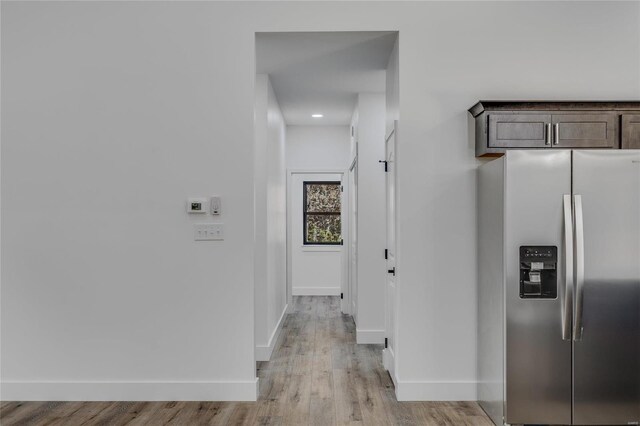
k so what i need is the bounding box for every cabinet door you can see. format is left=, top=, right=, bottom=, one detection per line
left=622, top=114, right=640, bottom=149
left=488, top=114, right=550, bottom=148
left=551, top=113, right=617, bottom=148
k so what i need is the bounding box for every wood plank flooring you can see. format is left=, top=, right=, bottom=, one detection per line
left=0, top=296, right=493, bottom=425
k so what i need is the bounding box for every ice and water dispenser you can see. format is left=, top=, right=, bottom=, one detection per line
left=519, top=246, right=557, bottom=298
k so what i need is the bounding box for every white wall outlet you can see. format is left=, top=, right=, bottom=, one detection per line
left=187, top=197, right=208, bottom=214
left=194, top=223, right=224, bottom=241
left=210, top=196, right=222, bottom=215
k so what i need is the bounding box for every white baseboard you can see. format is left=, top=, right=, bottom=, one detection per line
left=381, top=347, right=475, bottom=401
left=394, top=380, right=477, bottom=402
left=255, top=304, right=288, bottom=362
left=0, top=379, right=259, bottom=401
left=292, top=286, right=340, bottom=296
left=356, top=329, right=385, bottom=344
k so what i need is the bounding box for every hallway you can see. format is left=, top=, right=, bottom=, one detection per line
left=1, top=296, right=492, bottom=425
left=255, top=296, right=492, bottom=425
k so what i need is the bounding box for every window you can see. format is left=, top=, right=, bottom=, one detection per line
left=303, top=181, right=342, bottom=245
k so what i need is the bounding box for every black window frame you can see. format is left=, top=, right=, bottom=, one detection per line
left=302, top=180, right=342, bottom=245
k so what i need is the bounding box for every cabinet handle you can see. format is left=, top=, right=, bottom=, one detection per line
left=553, top=123, right=560, bottom=145
left=545, top=123, right=552, bottom=145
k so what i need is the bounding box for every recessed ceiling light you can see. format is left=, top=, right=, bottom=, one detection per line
left=312, top=114, right=323, bottom=118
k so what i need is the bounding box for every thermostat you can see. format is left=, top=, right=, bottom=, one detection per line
left=187, top=197, right=208, bottom=214
left=210, top=196, right=222, bottom=215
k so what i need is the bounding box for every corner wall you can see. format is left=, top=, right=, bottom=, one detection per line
left=351, top=93, right=387, bottom=344
left=254, top=74, right=287, bottom=361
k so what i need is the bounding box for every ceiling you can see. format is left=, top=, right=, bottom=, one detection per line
left=256, top=32, right=397, bottom=126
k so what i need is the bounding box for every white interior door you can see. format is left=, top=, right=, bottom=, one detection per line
left=349, top=159, right=358, bottom=319
left=383, top=122, right=397, bottom=379
left=288, top=173, right=344, bottom=299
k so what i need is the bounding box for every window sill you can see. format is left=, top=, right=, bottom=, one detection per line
left=301, top=245, right=343, bottom=252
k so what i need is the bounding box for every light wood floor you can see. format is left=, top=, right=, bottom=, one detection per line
left=0, top=296, right=492, bottom=425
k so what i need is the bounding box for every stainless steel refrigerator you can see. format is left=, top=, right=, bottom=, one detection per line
left=477, top=150, right=640, bottom=426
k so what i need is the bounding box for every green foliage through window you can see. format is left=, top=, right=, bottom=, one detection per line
left=303, top=182, right=341, bottom=245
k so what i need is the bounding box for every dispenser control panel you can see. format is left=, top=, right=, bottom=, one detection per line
left=520, top=246, right=557, bottom=299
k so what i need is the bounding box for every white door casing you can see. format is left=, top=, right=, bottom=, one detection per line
left=383, top=122, right=398, bottom=381
left=348, top=157, right=358, bottom=319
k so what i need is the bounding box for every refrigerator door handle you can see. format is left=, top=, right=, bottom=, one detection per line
left=562, top=194, right=574, bottom=341
left=573, top=194, right=585, bottom=341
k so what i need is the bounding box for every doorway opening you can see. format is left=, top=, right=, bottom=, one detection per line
left=253, top=31, right=399, bottom=397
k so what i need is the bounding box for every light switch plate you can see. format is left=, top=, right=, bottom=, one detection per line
left=194, top=223, right=224, bottom=241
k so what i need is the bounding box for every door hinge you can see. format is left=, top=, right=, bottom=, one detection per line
left=384, top=249, right=388, bottom=260
left=340, top=292, right=344, bottom=300
left=378, top=160, right=388, bottom=172
left=387, top=267, right=395, bottom=276
left=384, top=337, right=388, bottom=349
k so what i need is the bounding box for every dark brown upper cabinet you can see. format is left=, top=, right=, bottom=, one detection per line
left=469, top=101, right=640, bottom=157
left=551, top=113, right=617, bottom=148
left=622, top=114, right=640, bottom=149
left=488, top=114, right=551, bottom=149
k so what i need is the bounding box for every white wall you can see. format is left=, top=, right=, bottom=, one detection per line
left=390, top=4, right=638, bottom=401
left=286, top=126, right=351, bottom=170
left=290, top=173, right=344, bottom=296
left=1, top=1, right=638, bottom=402
left=350, top=93, right=387, bottom=344
left=254, top=74, right=287, bottom=361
